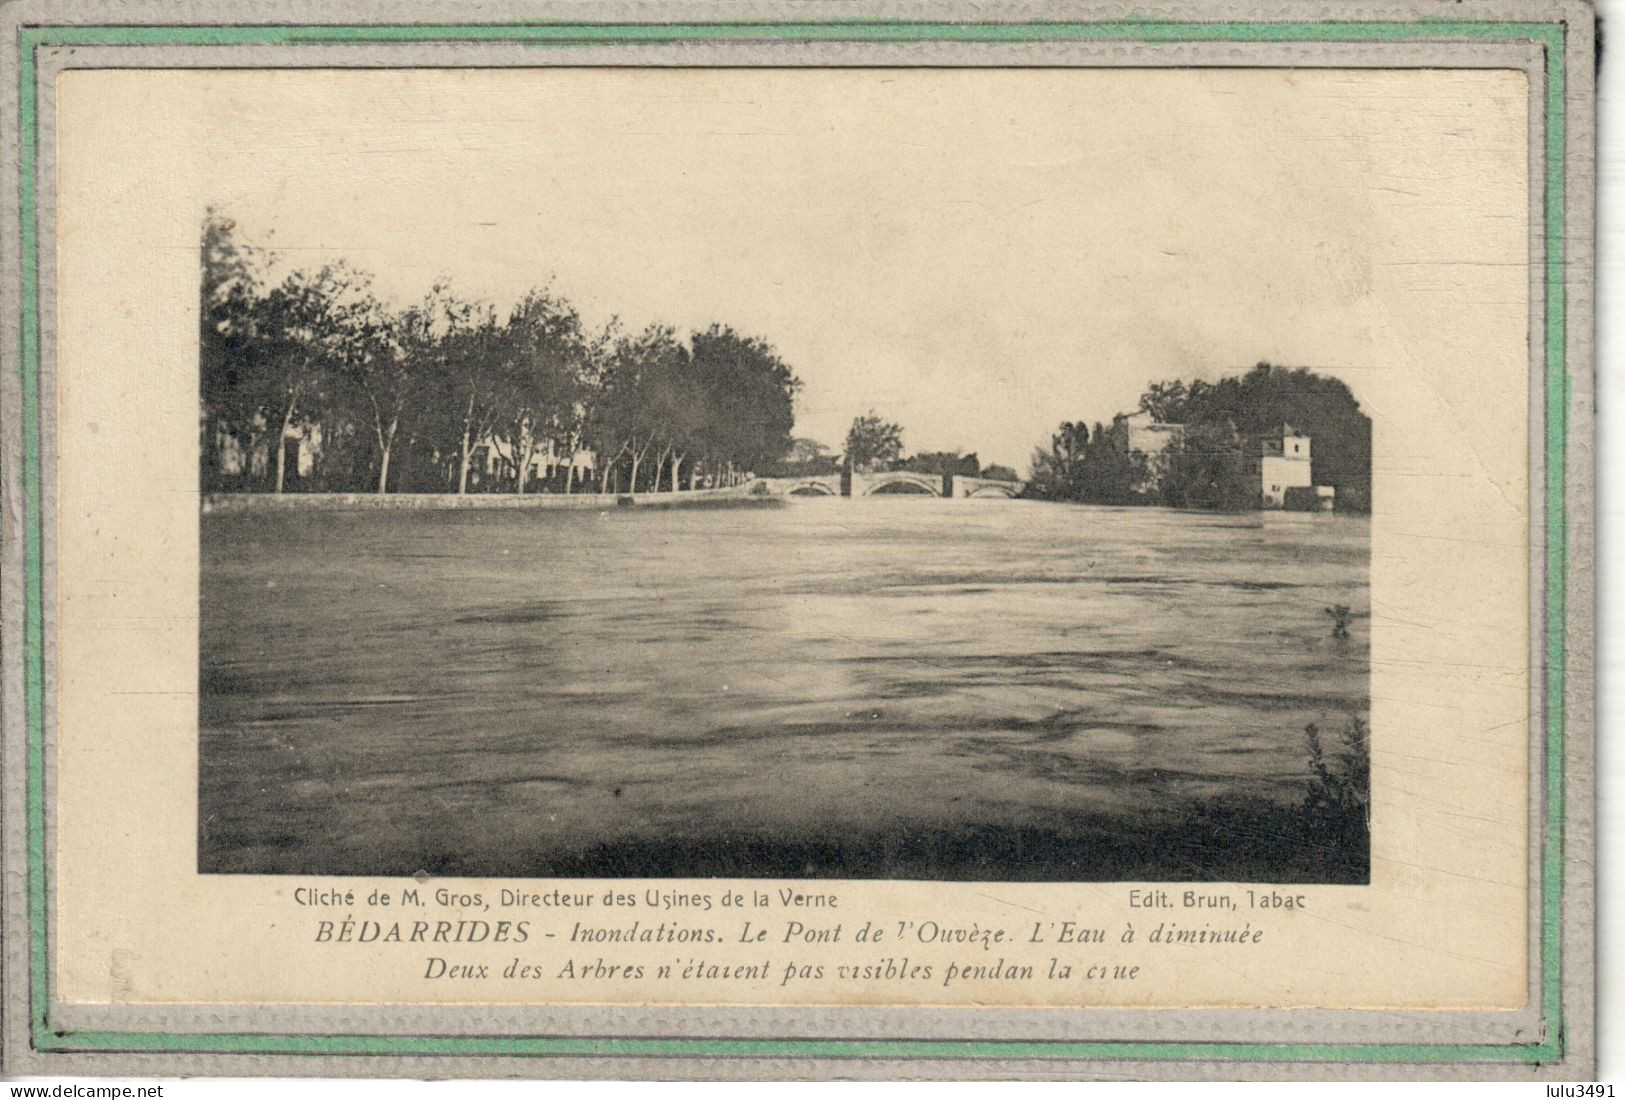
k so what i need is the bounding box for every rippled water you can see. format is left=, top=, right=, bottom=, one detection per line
left=200, top=498, right=1368, bottom=880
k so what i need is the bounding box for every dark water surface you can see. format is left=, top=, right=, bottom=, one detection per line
left=199, top=498, right=1369, bottom=880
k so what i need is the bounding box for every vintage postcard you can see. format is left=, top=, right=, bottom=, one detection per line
left=0, top=0, right=1596, bottom=1081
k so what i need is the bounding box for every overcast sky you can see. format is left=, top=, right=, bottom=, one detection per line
left=180, top=66, right=1528, bottom=471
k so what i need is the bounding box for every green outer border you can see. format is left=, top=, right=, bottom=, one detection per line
left=14, top=16, right=1570, bottom=1066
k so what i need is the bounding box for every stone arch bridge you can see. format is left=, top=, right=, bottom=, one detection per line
left=751, top=472, right=1024, bottom=499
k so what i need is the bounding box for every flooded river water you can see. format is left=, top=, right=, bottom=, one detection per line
left=200, top=497, right=1369, bottom=881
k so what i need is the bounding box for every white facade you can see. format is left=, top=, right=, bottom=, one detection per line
left=215, top=420, right=322, bottom=481
left=1111, top=410, right=1185, bottom=493
left=1257, top=428, right=1313, bottom=507
left=1116, top=410, right=1185, bottom=456
left=479, top=435, right=596, bottom=481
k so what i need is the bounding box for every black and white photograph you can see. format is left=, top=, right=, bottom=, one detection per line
left=196, top=68, right=1373, bottom=884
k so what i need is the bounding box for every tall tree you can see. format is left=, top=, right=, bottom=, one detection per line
left=422, top=296, right=509, bottom=495
left=559, top=326, right=612, bottom=494
left=257, top=262, right=373, bottom=494
left=688, top=325, right=799, bottom=487
left=1080, top=423, right=1144, bottom=504
left=497, top=288, right=591, bottom=493
left=349, top=290, right=436, bottom=494
left=1138, top=379, right=1190, bottom=423
left=1026, top=421, right=1091, bottom=500
left=588, top=325, right=689, bottom=494
left=843, top=412, right=904, bottom=473
left=200, top=211, right=270, bottom=490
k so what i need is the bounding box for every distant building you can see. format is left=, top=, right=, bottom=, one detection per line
left=1108, top=410, right=1185, bottom=494
left=1249, top=425, right=1336, bottom=510
left=214, top=418, right=596, bottom=492
left=475, top=435, right=596, bottom=487
left=213, top=419, right=323, bottom=487
left=1107, top=413, right=1335, bottom=510
left=1252, top=425, right=1313, bottom=508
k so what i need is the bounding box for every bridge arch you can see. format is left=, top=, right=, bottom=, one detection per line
left=951, top=474, right=1026, bottom=499
left=859, top=471, right=943, bottom=496
left=749, top=475, right=842, bottom=497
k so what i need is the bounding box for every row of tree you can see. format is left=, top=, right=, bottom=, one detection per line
left=201, top=212, right=800, bottom=495
left=1026, top=363, right=1372, bottom=511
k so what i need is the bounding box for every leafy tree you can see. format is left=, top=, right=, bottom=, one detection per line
left=902, top=450, right=979, bottom=478
left=200, top=211, right=270, bottom=490
left=648, top=349, right=706, bottom=493
left=562, top=328, right=613, bottom=494
left=495, top=288, right=592, bottom=493
left=335, top=289, right=414, bottom=494
left=788, top=438, right=832, bottom=464
left=1025, top=421, right=1091, bottom=500
left=1138, top=379, right=1189, bottom=423
left=759, top=437, right=840, bottom=477
left=1025, top=422, right=1144, bottom=504
left=980, top=464, right=1020, bottom=483
left=588, top=325, right=689, bottom=493
left=257, top=262, right=375, bottom=493
left=1138, top=363, right=1371, bottom=510
left=418, top=294, right=509, bottom=495
left=1159, top=421, right=1254, bottom=510
left=688, top=325, right=799, bottom=487
left=1081, top=424, right=1146, bottom=503
left=843, top=412, right=904, bottom=472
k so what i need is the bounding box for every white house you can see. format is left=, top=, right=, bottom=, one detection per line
left=1253, top=425, right=1316, bottom=508
left=1108, top=414, right=1334, bottom=510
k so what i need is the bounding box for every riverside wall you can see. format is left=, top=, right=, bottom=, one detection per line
left=201, top=484, right=765, bottom=514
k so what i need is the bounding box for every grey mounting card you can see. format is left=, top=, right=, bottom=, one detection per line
left=0, top=0, right=1596, bottom=1082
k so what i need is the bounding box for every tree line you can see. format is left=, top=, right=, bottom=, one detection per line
left=755, top=413, right=1021, bottom=489
left=201, top=212, right=801, bottom=495
left=761, top=412, right=1019, bottom=480
left=1027, top=363, right=1372, bottom=511
left=1025, top=421, right=1147, bottom=505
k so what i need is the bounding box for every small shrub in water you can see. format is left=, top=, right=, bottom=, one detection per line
left=1325, top=604, right=1352, bottom=639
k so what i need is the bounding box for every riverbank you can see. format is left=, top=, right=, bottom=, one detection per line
left=201, top=484, right=772, bottom=514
